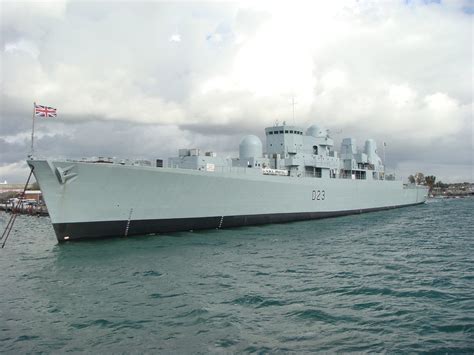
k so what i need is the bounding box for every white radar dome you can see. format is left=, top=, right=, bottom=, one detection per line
left=239, top=135, right=262, bottom=159
left=306, top=124, right=327, bottom=138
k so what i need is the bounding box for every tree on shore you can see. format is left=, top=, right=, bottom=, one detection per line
left=415, top=172, right=425, bottom=185
left=408, top=173, right=437, bottom=190
left=424, top=175, right=436, bottom=192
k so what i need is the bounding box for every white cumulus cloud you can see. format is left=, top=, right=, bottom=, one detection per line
left=0, top=0, right=472, bottom=182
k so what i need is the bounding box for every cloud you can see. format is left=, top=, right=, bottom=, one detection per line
left=0, top=0, right=472, bottom=183
left=0, top=161, right=31, bottom=183
left=4, top=38, right=39, bottom=58
left=169, top=34, right=181, bottom=43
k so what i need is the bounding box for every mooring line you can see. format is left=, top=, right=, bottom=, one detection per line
left=1, top=214, right=18, bottom=244
left=0, top=214, right=16, bottom=241
left=1, top=168, right=34, bottom=248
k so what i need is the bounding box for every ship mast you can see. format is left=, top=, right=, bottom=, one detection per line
left=291, top=96, right=297, bottom=125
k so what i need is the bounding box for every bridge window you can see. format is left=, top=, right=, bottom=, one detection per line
left=269, top=131, right=273, bottom=135
left=285, top=130, right=288, bottom=133
left=274, top=131, right=278, bottom=134
left=279, top=130, right=283, bottom=134
left=313, top=145, right=318, bottom=155
left=355, top=171, right=367, bottom=180
left=290, top=130, right=294, bottom=133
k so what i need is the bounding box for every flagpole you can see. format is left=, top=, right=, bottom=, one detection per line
left=30, top=102, right=36, bottom=157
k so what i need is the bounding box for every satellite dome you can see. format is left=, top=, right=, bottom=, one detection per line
left=306, top=124, right=327, bottom=138
left=239, top=135, right=262, bottom=159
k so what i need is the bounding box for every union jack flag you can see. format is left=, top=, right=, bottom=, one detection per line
left=35, top=104, right=57, bottom=118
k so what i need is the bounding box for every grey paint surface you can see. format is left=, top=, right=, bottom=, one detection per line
left=27, top=123, right=429, bottom=241
left=28, top=159, right=428, bottom=241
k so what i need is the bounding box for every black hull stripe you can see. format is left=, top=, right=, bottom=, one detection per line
left=53, top=202, right=425, bottom=242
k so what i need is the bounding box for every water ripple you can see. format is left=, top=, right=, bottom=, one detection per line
left=0, top=197, right=473, bottom=353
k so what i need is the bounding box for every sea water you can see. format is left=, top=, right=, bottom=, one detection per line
left=1, top=198, right=473, bottom=353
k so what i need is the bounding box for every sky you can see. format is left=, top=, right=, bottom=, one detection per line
left=0, top=0, right=473, bottom=183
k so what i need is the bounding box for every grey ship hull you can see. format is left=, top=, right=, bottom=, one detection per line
left=28, top=159, right=428, bottom=242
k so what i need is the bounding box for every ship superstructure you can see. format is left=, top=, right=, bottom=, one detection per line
left=27, top=123, right=428, bottom=242
left=169, top=123, right=386, bottom=181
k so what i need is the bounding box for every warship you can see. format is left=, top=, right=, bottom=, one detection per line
left=27, top=123, right=428, bottom=242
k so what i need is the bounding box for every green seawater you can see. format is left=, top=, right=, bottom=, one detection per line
left=1, top=198, right=473, bottom=353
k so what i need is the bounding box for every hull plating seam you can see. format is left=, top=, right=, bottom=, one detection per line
left=53, top=202, right=424, bottom=241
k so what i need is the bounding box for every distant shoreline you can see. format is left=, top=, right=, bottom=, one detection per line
left=429, top=182, right=473, bottom=198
